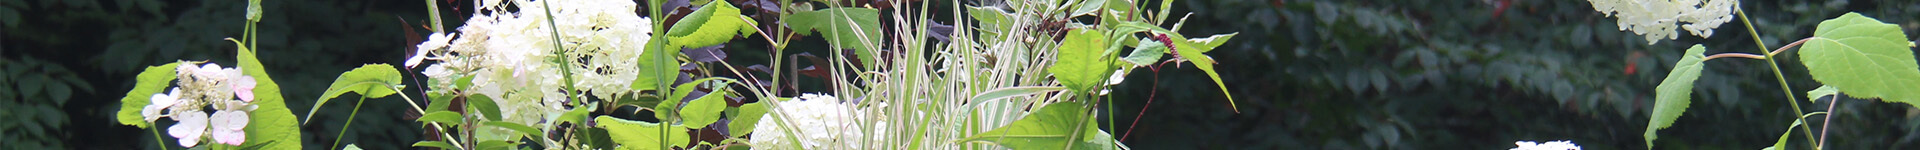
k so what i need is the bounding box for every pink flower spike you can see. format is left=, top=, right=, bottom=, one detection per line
left=233, top=76, right=258, bottom=102
left=210, top=110, right=250, bottom=145
left=169, top=111, right=209, bottom=147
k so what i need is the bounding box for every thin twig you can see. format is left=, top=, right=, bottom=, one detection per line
left=1703, top=53, right=1766, bottom=61
left=1771, top=37, right=1813, bottom=56
left=1818, top=94, right=1838, bottom=149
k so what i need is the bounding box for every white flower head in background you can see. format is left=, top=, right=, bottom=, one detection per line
left=1587, top=0, right=1737, bottom=44
left=1511, top=140, right=1582, bottom=150
left=750, top=93, right=868, bottom=149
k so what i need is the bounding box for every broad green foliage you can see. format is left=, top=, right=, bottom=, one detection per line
left=786, top=8, right=882, bottom=68
left=1646, top=44, right=1707, bottom=148
left=680, top=87, right=729, bottom=128
left=412, top=141, right=457, bottom=149
left=727, top=102, right=768, bottom=137
left=306, top=64, right=404, bottom=123
left=596, top=116, right=691, bottom=150
left=1798, top=12, right=1920, bottom=105
left=1111, top=21, right=1241, bottom=112
left=417, top=111, right=464, bottom=125
left=1807, top=85, right=1839, bottom=102
left=115, top=62, right=180, bottom=128
left=666, top=0, right=758, bottom=49
left=1050, top=28, right=1114, bottom=92
left=631, top=42, right=678, bottom=91
left=961, top=102, right=1109, bottom=150
left=234, top=41, right=304, bottom=149
left=481, top=121, right=542, bottom=139
left=467, top=95, right=503, bottom=121
left=1122, top=38, right=1167, bottom=66
left=658, top=78, right=728, bottom=120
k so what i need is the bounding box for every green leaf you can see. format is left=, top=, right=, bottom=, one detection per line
left=967, top=6, right=1014, bottom=35
left=727, top=102, right=768, bottom=137
left=232, top=39, right=303, bottom=149
left=1050, top=28, right=1114, bottom=93
left=1070, top=0, right=1107, bottom=17
left=960, top=102, right=1107, bottom=150
left=1647, top=44, right=1708, bottom=148
left=483, top=121, right=545, bottom=137
left=1187, top=33, right=1237, bottom=53
left=1808, top=85, right=1839, bottom=102
left=341, top=144, right=362, bottom=150
left=116, top=62, right=179, bottom=128
left=425, top=92, right=454, bottom=113
left=631, top=42, right=677, bottom=92
left=1122, top=38, right=1168, bottom=66
left=658, top=78, right=729, bottom=120
left=680, top=87, right=729, bottom=128
left=557, top=102, right=598, bottom=124
left=972, top=86, right=1068, bottom=103
left=665, top=0, right=758, bottom=49
left=412, top=141, right=458, bottom=149
left=467, top=95, right=503, bottom=121
left=417, top=111, right=465, bottom=125
left=1115, top=21, right=1241, bottom=112
left=1799, top=12, right=1920, bottom=106
left=475, top=140, right=515, bottom=150
left=786, top=8, right=882, bottom=68
left=306, top=64, right=405, bottom=124
left=596, top=116, right=691, bottom=150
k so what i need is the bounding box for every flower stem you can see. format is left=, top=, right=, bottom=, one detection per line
left=1819, top=95, right=1838, bottom=148
left=331, top=96, right=368, bottom=150
left=1736, top=8, right=1820, bottom=149
left=152, top=125, right=169, bottom=150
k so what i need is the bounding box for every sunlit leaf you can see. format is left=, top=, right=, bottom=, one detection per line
left=233, top=39, right=303, bottom=149
left=116, top=62, right=179, bottom=128
left=306, top=64, right=404, bottom=124
left=1646, top=44, right=1707, bottom=148
left=1050, top=28, right=1114, bottom=93
left=680, top=87, right=729, bottom=128
left=411, top=141, right=457, bottom=149
left=416, top=111, right=464, bottom=125
left=1807, top=85, right=1839, bottom=102
left=596, top=116, right=691, bottom=150
left=727, top=102, right=768, bottom=137
left=467, top=95, right=503, bottom=121
left=786, top=8, right=882, bottom=68
left=665, top=0, right=758, bottom=49
left=1798, top=12, right=1920, bottom=106
left=960, top=102, right=1109, bottom=149
left=1122, top=38, right=1167, bottom=66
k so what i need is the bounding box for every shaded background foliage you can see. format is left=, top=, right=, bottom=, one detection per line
left=6, top=0, right=1920, bottom=149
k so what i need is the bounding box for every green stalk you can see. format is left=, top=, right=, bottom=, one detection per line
left=644, top=0, right=674, bottom=149
left=152, top=125, right=169, bottom=150
left=331, top=96, right=368, bottom=150
left=1735, top=8, right=1819, bottom=149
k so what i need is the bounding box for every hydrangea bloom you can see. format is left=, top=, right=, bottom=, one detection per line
left=1586, top=0, right=1736, bottom=44
left=411, top=0, right=654, bottom=130
left=144, top=61, right=260, bottom=147
left=750, top=94, right=868, bottom=149
left=1511, top=140, right=1582, bottom=150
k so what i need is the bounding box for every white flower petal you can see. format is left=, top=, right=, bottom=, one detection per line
left=169, top=111, right=209, bottom=147
left=211, top=110, right=249, bottom=145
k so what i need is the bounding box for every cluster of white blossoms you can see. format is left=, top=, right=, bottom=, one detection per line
left=1587, top=0, right=1736, bottom=44
left=407, top=0, right=653, bottom=128
left=1510, top=140, right=1582, bottom=150
left=750, top=94, right=873, bottom=149
left=140, top=61, right=259, bottom=147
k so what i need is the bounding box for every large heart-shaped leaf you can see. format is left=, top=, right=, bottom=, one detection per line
left=115, top=62, right=181, bottom=128
left=960, top=102, right=1109, bottom=149
left=305, top=64, right=404, bottom=124
left=1799, top=12, right=1920, bottom=105
left=665, top=0, right=758, bottom=49
left=786, top=8, right=882, bottom=68
left=1646, top=44, right=1707, bottom=148
left=232, top=39, right=304, bottom=149
left=1050, top=28, right=1113, bottom=93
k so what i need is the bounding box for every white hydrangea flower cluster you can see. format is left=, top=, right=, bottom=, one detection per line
left=1587, top=0, right=1736, bottom=44
left=140, top=61, right=259, bottom=147
left=1510, top=140, right=1582, bottom=150
left=750, top=94, right=873, bottom=149
left=407, top=0, right=653, bottom=128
